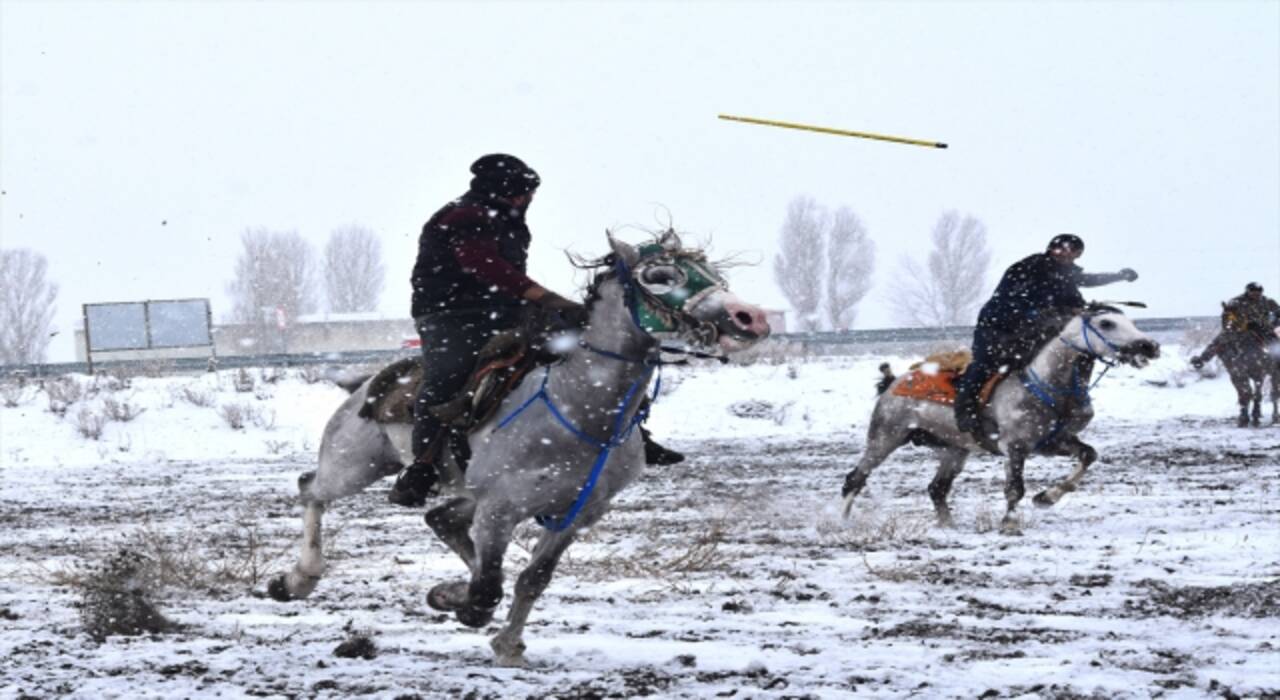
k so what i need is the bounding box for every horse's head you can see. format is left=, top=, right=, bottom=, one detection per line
left=1061, top=304, right=1160, bottom=367
left=605, top=230, right=771, bottom=352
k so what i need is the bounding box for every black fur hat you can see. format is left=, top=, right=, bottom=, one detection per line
left=1246, top=281, right=1263, bottom=293
left=1046, top=233, right=1085, bottom=254
left=469, top=154, right=540, bottom=199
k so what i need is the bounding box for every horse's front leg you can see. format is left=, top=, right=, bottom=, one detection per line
left=456, top=500, right=519, bottom=630
left=1000, top=445, right=1029, bottom=535
left=1033, top=435, right=1098, bottom=508
left=491, top=527, right=578, bottom=668
left=424, top=496, right=478, bottom=613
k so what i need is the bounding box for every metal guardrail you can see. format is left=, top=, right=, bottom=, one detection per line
left=0, top=316, right=1216, bottom=379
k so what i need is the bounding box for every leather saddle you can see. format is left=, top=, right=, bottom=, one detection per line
left=891, top=349, right=1006, bottom=406
left=358, top=331, right=537, bottom=431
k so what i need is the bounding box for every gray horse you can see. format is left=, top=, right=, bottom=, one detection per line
left=269, top=231, right=769, bottom=666
left=841, top=306, right=1160, bottom=534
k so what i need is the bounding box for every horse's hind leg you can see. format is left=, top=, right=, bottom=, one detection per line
left=841, top=413, right=910, bottom=516
left=490, top=527, right=577, bottom=668
left=1033, top=436, right=1098, bottom=508
left=928, top=447, right=969, bottom=527
left=270, top=407, right=401, bottom=602
left=1251, top=379, right=1263, bottom=426
left=1000, top=445, right=1029, bottom=535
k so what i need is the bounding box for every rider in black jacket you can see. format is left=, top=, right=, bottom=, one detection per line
left=390, top=154, right=684, bottom=507
left=953, top=234, right=1138, bottom=439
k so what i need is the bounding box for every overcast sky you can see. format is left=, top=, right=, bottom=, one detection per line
left=2, top=0, right=1277, bottom=361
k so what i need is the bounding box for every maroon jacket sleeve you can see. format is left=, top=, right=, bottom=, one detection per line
left=451, top=237, right=537, bottom=298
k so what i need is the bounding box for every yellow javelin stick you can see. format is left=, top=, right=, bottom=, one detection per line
left=718, top=114, right=947, bottom=149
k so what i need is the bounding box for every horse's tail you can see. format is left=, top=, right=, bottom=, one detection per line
left=876, top=363, right=896, bottom=395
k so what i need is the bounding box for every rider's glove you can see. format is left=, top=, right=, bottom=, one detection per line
left=540, top=293, right=589, bottom=329
left=1118, top=268, right=1138, bottom=282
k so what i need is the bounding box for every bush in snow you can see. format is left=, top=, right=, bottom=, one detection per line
left=174, top=384, right=215, bottom=408
left=73, top=405, right=108, bottom=440
left=44, top=376, right=84, bottom=416
left=77, top=547, right=172, bottom=643
left=219, top=402, right=256, bottom=430
left=0, top=381, right=32, bottom=407
left=232, top=368, right=255, bottom=393
left=102, top=395, right=146, bottom=422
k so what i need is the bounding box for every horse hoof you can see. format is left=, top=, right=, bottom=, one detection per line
left=427, top=582, right=467, bottom=612
left=841, top=494, right=857, bottom=519
left=491, top=636, right=527, bottom=667
left=456, top=605, right=495, bottom=629
left=999, top=520, right=1023, bottom=537
left=267, top=575, right=293, bottom=602
left=1032, top=492, right=1055, bottom=509
left=935, top=514, right=955, bottom=529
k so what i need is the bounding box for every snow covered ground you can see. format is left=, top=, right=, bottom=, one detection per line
left=1, top=346, right=1278, bottom=699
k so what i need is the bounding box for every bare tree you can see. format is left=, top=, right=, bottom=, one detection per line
left=226, top=228, right=318, bottom=351
left=773, top=196, right=826, bottom=331
left=324, top=225, right=385, bottom=313
left=889, top=211, right=991, bottom=327
left=825, top=207, right=876, bottom=330
left=0, top=248, right=59, bottom=364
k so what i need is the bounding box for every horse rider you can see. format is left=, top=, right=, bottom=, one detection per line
left=1192, top=282, right=1280, bottom=369
left=954, top=234, right=1139, bottom=440
left=389, top=154, right=684, bottom=507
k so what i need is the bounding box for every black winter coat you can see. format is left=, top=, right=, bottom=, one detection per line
left=410, top=192, right=532, bottom=318
left=976, top=253, right=1117, bottom=333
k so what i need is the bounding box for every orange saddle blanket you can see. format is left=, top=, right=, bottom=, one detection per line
left=891, top=368, right=1003, bottom=406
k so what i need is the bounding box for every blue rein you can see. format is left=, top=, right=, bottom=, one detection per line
left=1021, top=316, right=1118, bottom=450
left=495, top=265, right=665, bottom=531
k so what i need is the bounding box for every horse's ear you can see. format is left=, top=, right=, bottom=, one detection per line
left=659, top=228, right=682, bottom=252
left=606, top=230, right=640, bottom=267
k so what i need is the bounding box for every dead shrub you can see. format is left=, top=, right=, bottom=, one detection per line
left=43, top=514, right=287, bottom=595
left=816, top=506, right=931, bottom=549
left=297, top=366, right=326, bottom=385
left=232, top=368, right=255, bottom=393
left=258, top=367, right=285, bottom=384
left=77, top=547, right=173, bottom=643
left=1, top=382, right=32, bottom=407
left=250, top=407, right=277, bottom=431
left=175, top=384, right=216, bottom=408
left=103, top=395, right=146, bottom=422
left=219, top=402, right=256, bottom=430
left=74, top=405, right=109, bottom=440
left=45, top=377, right=84, bottom=416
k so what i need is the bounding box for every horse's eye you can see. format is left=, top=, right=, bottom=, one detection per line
left=641, top=265, right=682, bottom=289
left=1098, top=319, right=1116, bottom=331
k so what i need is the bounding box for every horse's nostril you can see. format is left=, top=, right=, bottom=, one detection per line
left=734, top=311, right=753, bottom=327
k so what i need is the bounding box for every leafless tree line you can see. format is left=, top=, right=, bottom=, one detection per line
left=225, top=225, right=385, bottom=351
left=774, top=196, right=876, bottom=331
left=889, top=211, right=992, bottom=327
left=773, top=198, right=991, bottom=330
left=0, top=248, right=59, bottom=364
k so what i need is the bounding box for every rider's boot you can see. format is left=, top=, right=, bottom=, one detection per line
left=953, top=390, right=983, bottom=439
left=388, top=460, right=440, bottom=508
left=641, top=427, right=684, bottom=465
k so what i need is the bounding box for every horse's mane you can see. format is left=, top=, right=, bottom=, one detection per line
left=568, top=228, right=726, bottom=312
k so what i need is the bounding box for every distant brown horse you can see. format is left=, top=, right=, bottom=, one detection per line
left=1194, top=326, right=1280, bottom=427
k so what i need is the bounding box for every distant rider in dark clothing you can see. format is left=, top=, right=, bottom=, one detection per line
left=953, top=234, right=1138, bottom=439
left=1191, top=282, right=1280, bottom=369
left=389, top=154, right=682, bottom=507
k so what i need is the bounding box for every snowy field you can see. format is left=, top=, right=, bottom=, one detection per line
left=1, top=346, right=1278, bottom=699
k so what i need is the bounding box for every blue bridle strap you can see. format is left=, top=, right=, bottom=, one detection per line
left=494, top=361, right=661, bottom=532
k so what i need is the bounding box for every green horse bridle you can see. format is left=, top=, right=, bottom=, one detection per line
left=617, top=243, right=729, bottom=344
